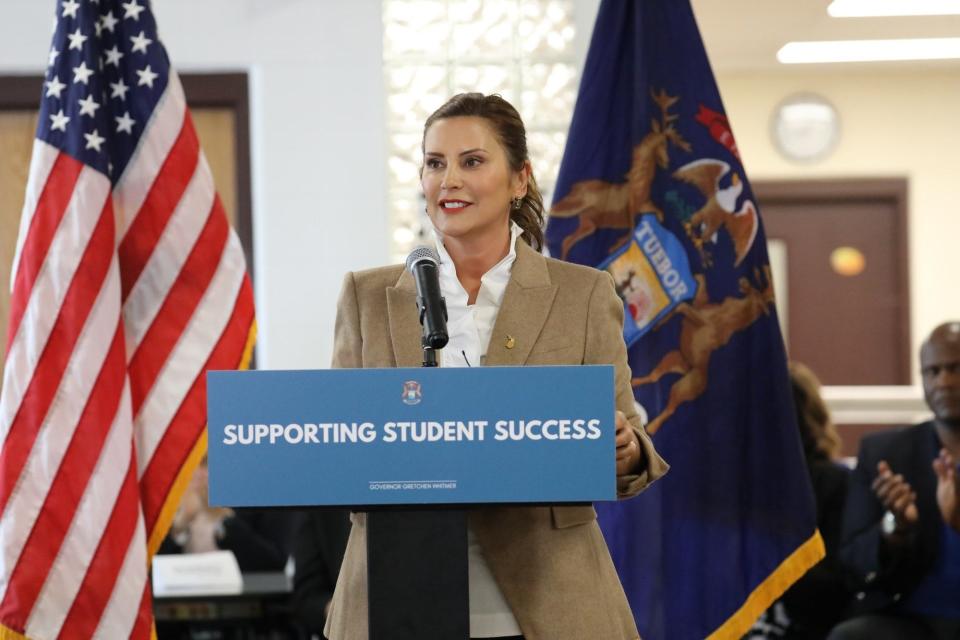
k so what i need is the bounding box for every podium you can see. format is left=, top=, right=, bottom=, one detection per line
left=206, top=366, right=616, bottom=639
left=366, top=509, right=467, bottom=638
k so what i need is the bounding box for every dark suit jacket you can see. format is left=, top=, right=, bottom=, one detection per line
left=323, top=240, right=669, bottom=640
left=838, top=422, right=940, bottom=614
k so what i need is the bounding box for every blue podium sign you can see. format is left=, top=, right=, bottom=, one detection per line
left=207, top=366, right=616, bottom=507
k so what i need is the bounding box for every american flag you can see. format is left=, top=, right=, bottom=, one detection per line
left=0, top=0, right=256, bottom=637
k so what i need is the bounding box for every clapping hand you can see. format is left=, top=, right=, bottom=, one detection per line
left=933, top=448, right=960, bottom=533
left=872, top=460, right=918, bottom=537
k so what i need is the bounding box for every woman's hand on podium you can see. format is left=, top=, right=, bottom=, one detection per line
left=614, top=410, right=643, bottom=477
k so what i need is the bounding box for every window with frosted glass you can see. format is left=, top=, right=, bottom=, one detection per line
left=383, top=0, right=577, bottom=261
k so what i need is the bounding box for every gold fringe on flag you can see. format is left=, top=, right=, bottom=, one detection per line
left=0, top=624, right=29, bottom=639
left=707, top=530, right=826, bottom=640
left=146, top=319, right=257, bottom=560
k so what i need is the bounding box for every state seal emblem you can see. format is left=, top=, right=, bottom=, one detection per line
left=401, top=380, right=422, bottom=405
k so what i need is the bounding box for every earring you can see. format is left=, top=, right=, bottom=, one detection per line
left=511, top=196, right=522, bottom=211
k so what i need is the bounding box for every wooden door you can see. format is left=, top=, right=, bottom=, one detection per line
left=755, top=179, right=910, bottom=386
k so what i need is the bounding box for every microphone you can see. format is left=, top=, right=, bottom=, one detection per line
left=405, top=246, right=449, bottom=350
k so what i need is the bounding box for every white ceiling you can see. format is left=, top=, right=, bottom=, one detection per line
left=690, top=0, right=960, bottom=72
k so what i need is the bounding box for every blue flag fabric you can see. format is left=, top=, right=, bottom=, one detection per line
left=546, top=2, right=823, bottom=638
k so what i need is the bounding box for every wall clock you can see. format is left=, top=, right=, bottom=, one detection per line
left=771, top=93, right=840, bottom=162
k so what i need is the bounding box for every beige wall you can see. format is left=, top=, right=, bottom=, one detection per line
left=716, top=68, right=960, bottom=382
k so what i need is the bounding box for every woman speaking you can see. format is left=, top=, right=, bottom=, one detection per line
left=324, top=93, right=668, bottom=640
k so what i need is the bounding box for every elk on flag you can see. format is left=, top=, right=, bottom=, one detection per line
left=546, top=1, right=823, bottom=638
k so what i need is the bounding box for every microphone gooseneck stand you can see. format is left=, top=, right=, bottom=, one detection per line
left=422, top=342, right=438, bottom=368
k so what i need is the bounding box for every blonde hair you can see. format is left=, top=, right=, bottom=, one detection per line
left=789, top=361, right=841, bottom=461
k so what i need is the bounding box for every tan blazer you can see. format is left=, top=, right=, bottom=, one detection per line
left=324, top=240, right=668, bottom=640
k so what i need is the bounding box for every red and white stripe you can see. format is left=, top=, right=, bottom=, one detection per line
left=0, top=69, right=254, bottom=638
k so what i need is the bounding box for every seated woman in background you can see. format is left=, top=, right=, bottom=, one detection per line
left=159, top=457, right=294, bottom=573
left=748, top=362, right=853, bottom=639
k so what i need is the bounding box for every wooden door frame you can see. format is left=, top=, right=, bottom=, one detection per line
left=752, top=177, right=912, bottom=386
left=0, top=73, right=254, bottom=277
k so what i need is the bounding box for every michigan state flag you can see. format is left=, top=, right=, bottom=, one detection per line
left=546, top=1, right=824, bottom=637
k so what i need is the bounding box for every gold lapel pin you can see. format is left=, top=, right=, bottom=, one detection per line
left=505, top=335, right=516, bottom=349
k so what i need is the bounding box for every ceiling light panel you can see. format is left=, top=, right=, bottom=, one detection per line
left=828, top=0, right=960, bottom=17
left=778, top=38, right=960, bottom=63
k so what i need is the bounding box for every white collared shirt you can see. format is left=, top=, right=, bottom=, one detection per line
left=434, top=222, right=524, bottom=638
